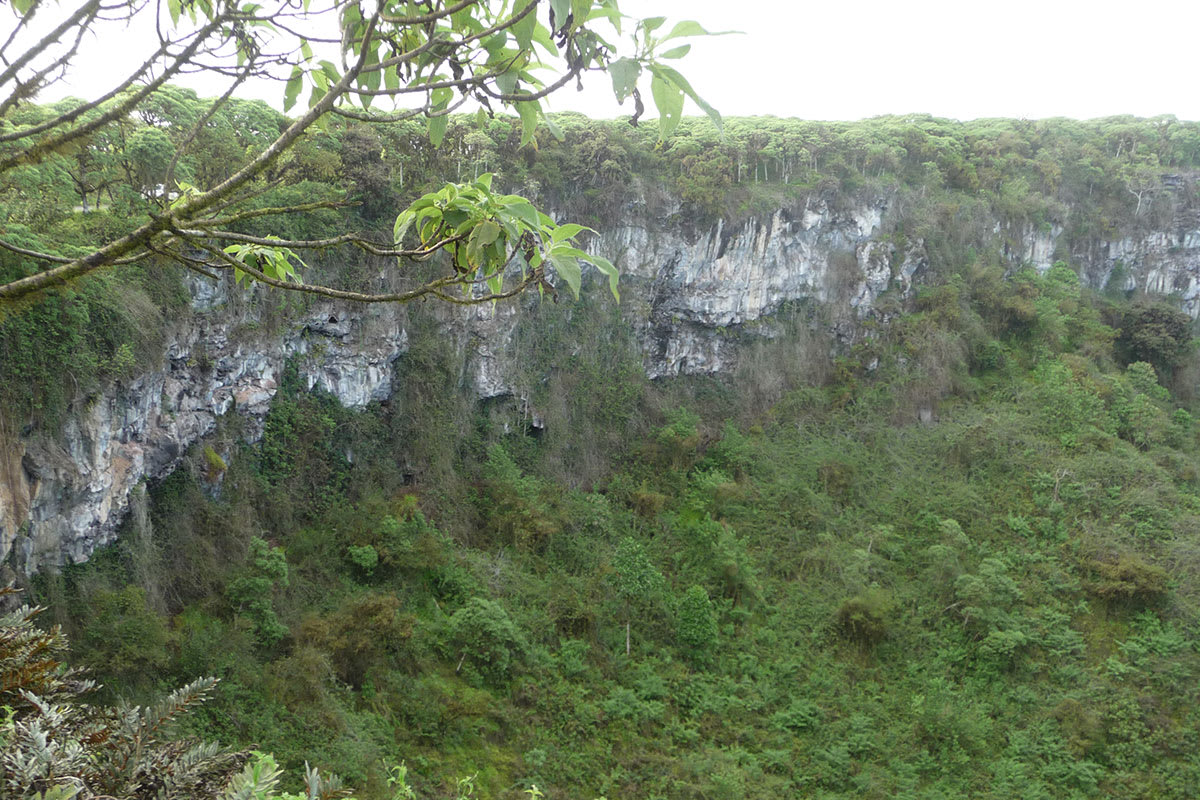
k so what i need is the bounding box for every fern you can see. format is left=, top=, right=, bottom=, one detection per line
left=0, top=586, right=250, bottom=800
left=222, top=753, right=284, bottom=800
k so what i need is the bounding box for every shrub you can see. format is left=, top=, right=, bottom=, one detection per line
left=447, top=597, right=525, bottom=683
left=347, top=544, right=379, bottom=575
left=835, top=590, right=892, bottom=646
left=481, top=445, right=562, bottom=550
left=226, top=537, right=290, bottom=647
left=817, top=460, right=855, bottom=504
left=203, top=446, right=228, bottom=482
left=1089, top=553, right=1169, bottom=605
left=0, top=589, right=251, bottom=799
left=631, top=488, right=669, bottom=518
left=300, top=593, right=415, bottom=688
left=77, top=585, right=173, bottom=685
left=1031, top=358, right=1107, bottom=444
left=649, top=407, right=702, bottom=469
left=770, top=698, right=822, bottom=732
left=1116, top=303, right=1193, bottom=376
left=675, top=585, right=719, bottom=663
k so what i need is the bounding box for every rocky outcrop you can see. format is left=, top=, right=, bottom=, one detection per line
left=606, top=199, right=924, bottom=377
left=1, top=282, right=406, bottom=576
left=1005, top=221, right=1200, bottom=316
left=9, top=193, right=1200, bottom=574
left=1085, top=231, right=1200, bottom=315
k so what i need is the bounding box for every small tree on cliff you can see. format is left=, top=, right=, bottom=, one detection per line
left=610, top=535, right=664, bottom=656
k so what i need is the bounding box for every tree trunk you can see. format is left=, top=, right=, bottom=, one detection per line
left=625, top=620, right=631, bottom=656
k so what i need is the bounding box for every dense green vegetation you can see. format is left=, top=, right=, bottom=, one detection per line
left=25, top=258, right=1200, bottom=798
left=8, top=106, right=1200, bottom=798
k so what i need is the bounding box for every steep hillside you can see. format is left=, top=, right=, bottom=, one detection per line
left=5, top=113, right=1200, bottom=799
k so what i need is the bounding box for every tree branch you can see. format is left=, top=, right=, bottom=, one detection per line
left=0, top=0, right=101, bottom=91
left=178, top=227, right=466, bottom=258
left=0, top=16, right=228, bottom=168
left=179, top=230, right=534, bottom=305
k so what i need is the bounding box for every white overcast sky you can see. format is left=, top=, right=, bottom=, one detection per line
left=13, top=0, right=1200, bottom=121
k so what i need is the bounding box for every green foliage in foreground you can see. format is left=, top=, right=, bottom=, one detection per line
left=35, top=259, right=1200, bottom=799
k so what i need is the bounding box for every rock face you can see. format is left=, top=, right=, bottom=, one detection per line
left=605, top=199, right=923, bottom=378
left=8, top=195, right=1200, bottom=573
left=1, top=282, right=407, bottom=576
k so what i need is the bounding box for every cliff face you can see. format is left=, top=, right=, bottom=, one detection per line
left=6, top=196, right=1200, bottom=574
left=0, top=285, right=406, bottom=576
left=610, top=199, right=923, bottom=378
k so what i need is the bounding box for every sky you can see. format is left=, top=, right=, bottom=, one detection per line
left=10, top=0, right=1200, bottom=122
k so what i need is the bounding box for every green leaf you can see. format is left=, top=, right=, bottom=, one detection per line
left=360, top=47, right=381, bottom=108
left=394, top=210, right=415, bottom=244
left=415, top=206, right=442, bottom=241
left=283, top=67, right=303, bottom=112
left=641, top=16, right=667, bottom=34
left=587, top=2, right=623, bottom=33
left=544, top=115, right=564, bottom=142
left=586, top=253, right=620, bottom=301
left=551, top=223, right=589, bottom=244
left=549, top=0, right=571, bottom=30
left=445, top=209, right=472, bottom=234
left=467, top=220, right=502, bottom=265
left=531, top=22, right=559, bottom=55
left=500, top=196, right=540, bottom=228
left=428, top=114, right=448, bottom=147
left=516, top=100, right=540, bottom=149
left=650, top=73, right=684, bottom=140
left=167, top=0, right=182, bottom=26
left=512, top=0, right=537, bottom=50
left=648, top=62, right=722, bottom=133
left=496, top=68, right=518, bottom=96
left=474, top=220, right=501, bottom=247
left=318, top=60, right=340, bottom=84
left=660, top=20, right=734, bottom=42
left=307, top=84, right=327, bottom=110
left=660, top=44, right=690, bottom=59
left=608, top=57, right=641, bottom=104
left=549, top=254, right=581, bottom=300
